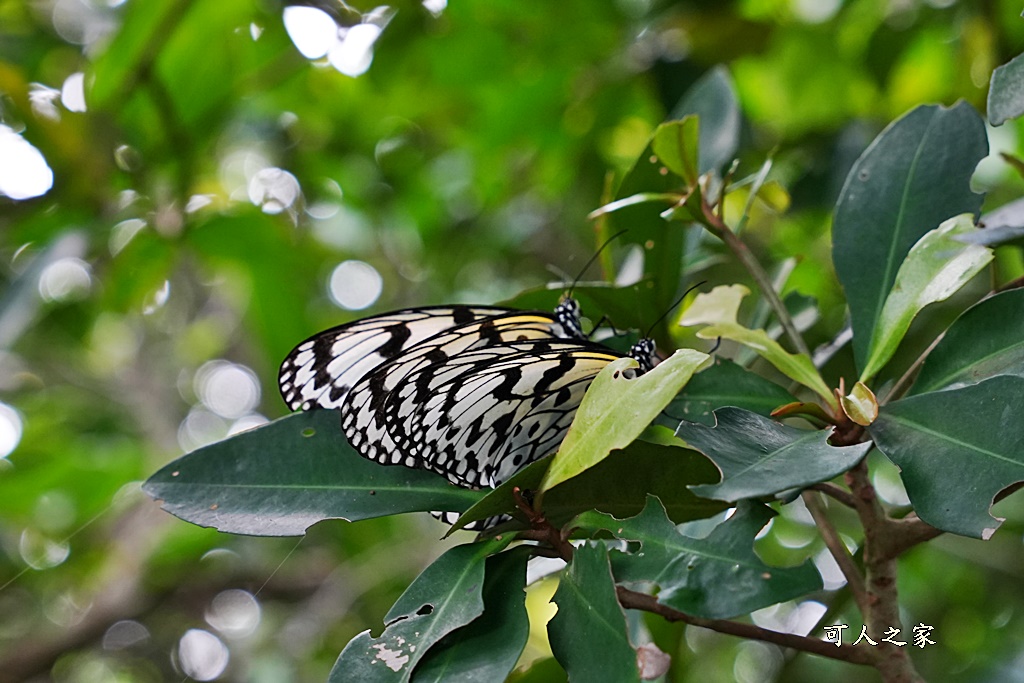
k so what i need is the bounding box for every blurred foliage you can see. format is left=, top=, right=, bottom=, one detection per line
left=2, top=0, right=1024, bottom=681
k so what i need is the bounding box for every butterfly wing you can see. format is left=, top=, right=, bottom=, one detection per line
left=341, top=313, right=580, bottom=466
left=360, top=339, right=625, bottom=488
left=279, top=305, right=524, bottom=410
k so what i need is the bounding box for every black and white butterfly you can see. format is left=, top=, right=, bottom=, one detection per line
left=279, top=296, right=656, bottom=485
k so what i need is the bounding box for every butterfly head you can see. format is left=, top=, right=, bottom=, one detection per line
left=555, top=295, right=584, bottom=339
left=629, top=337, right=657, bottom=373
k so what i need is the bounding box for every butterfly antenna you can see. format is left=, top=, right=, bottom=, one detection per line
left=644, top=280, right=708, bottom=339
left=566, top=229, right=628, bottom=298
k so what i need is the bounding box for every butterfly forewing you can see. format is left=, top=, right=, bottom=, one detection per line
left=279, top=305, right=522, bottom=410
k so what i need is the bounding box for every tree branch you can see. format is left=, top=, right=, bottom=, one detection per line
left=802, top=490, right=868, bottom=614
left=809, top=482, right=857, bottom=508
left=616, top=586, right=875, bottom=665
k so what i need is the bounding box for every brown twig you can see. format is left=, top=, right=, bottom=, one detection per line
left=802, top=491, right=869, bottom=614
left=616, top=586, right=875, bottom=665
left=809, top=482, right=857, bottom=508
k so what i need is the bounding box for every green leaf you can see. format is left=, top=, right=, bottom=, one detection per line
left=860, top=214, right=993, bottom=382
left=452, top=441, right=727, bottom=532
left=539, top=350, right=709, bottom=493
left=652, top=116, right=701, bottom=186
left=659, top=358, right=794, bottom=427
left=832, top=103, right=988, bottom=372
left=911, top=288, right=1024, bottom=395
left=575, top=497, right=822, bottom=619
left=670, top=65, right=741, bottom=175
left=870, top=376, right=1024, bottom=539
left=680, top=285, right=835, bottom=406
left=605, top=138, right=689, bottom=326
left=412, top=548, right=531, bottom=683
left=88, top=0, right=191, bottom=110
left=548, top=543, right=641, bottom=683
left=499, top=281, right=662, bottom=340
left=331, top=538, right=509, bottom=682
left=988, top=52, right=1024, bottom=126
left=678, top=408, right=871, bottom=502
left=143, top=411, right=483, bottom=536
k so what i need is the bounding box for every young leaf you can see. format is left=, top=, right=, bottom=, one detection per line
left=911, top=288, right=1024, bottom=395
left=679, top=285, right=835, bottom=406
left=659, top=357, right=794, bottom=427
left=575, top=497, right=822, bottom=619
left=539, top=349, right=709, bottom=494
left=142, top=411, right=483, bottom=536
left=870, top=375, right=1024, bottom=540
left=670, top=65, right=741, bottom=175
left=859, top=214, right=993, bottom=382
left=840, top=381, right=878, bottom=426
left=832, top=103, right=988, bottom=372
left=548, top=543, right=641, bottom=683
left=677, top=408, right=871, bottom=502
left=988, top=52, right=1024, bottom=126
left=412, top=548, right=531, bottom=683
left=652, top=116, right=701, bottom=187
left=331, top=538, right=510, bottom=682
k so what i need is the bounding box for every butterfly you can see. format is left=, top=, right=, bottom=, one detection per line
left=279, top=292, right=658, bottom=477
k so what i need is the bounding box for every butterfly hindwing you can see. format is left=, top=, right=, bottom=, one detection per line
left=340, top=313, right=582, bottom=469
left=366, top=339, right=625, bottom=488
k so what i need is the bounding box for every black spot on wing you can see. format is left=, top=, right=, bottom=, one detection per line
left=377, top=322, right=413, bottom=359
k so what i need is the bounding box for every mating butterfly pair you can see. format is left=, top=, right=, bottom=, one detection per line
left=278, top=298, right=656, bottom=492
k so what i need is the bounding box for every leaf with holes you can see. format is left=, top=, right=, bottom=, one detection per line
left=143, top=411, right=483, bottom=536
left=412, top=548, right=531, bottom=683
left=331, top=538, right=509, bottom=682
left=575, top=497, right=822, bottom=619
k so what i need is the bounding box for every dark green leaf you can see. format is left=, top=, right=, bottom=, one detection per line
left=678, top=408, right=870, bottom=501
left=870, top=376, right=1024, bottom=539
left=331, top=539, right=508, bottom=682
left=548, top=543, right=641, bottom=683
left=575, top=497, right=822, bottom=619
left=911, top=288, right=1024, bottom=395
left=608, top=140, right=689, bottom=331
left=452, top=441, right=727, bottom=532
left=659, top=358, right=794, bottom=427
left=499, top=282, right=661, bottom=338
left=832, top=103, right=987, bottom=371
left=412, top=548, right=531, bottom=683
left=143, top=411, right=483, bottom=536
left=988, top=52, right=1024, bottom=126
left=670, top=65, right=741, bottom=174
